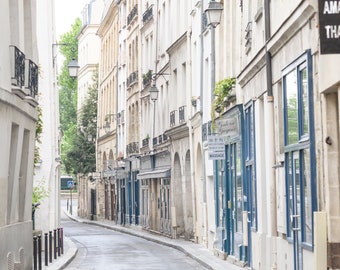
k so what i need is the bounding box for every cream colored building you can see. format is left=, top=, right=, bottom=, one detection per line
left=96, top=0, right=119, bottom=220
left=0, top=0, right=39, bottom=268
left=77, top=0, right=104, bottom=220
left=33, top=0, right=62, bottom=236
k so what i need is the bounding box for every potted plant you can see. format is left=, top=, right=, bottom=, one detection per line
left=142, top=70, right=152, bottom=87
left=211, top=77, right=236, bottom=129
left=191, top=96, right=200, bottom=107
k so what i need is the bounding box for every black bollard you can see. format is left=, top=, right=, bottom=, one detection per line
left=44, top=233, right=48, bottom=266
left=57, top=228, right=61, bottom=256
left=33, top=236, right=37, bottom=270
left=49, top=231, right=52, bottom=263
left=38, top=235, right=42, bottom=270
left=53, top=229, right=57, bottom=259
left=60, top=227, right=64, bottom=254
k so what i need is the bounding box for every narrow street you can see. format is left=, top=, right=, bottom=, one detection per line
left=61, top=199, right=207, bottom=270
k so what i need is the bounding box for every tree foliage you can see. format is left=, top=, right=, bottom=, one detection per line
left=59, top=18, right=81, bottom=175
left=63, top=70, right=98, bottom=175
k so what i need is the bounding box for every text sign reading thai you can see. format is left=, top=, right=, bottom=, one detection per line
left=318, top=0, right=340, bottom=54
left=208, top=135, right=225, bottom=160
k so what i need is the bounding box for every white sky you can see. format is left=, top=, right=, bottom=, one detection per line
left=55, top=0, right=86, bottom=40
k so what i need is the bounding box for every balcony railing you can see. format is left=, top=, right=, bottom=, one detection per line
left=10, top=46, right=25, bottom=88
left=179, top=106, right=185, bottom=123
left=25, top=59, right=39, bottom=98
left=142, top=137, right=150, bottom=147
left=202, top=121, right=212, bottom=141
left=127, top=4, right=138, bottom=26
left=143, top=5, right=153, bottom=25
left=127, top=71, right=138, bottom=88
left=170, top=110, right=176, bottom=127
left=126, top=142, right=139, bottom=155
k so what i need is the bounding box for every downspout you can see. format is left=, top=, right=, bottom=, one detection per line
left=187, top=14, right=197, bottom=240
left=200, top=0, right=208, bottom=246
left=264, top=0, right=277, bottom=269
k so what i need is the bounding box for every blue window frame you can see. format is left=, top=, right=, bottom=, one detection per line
left=244, top=102, right=257, bottom=230
left=283, top=50, right=316, bottom=247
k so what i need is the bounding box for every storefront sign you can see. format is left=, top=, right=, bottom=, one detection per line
left=318, top=0, right=340, bottom=54
left=216, top=117, right=239, bottom=137
left=207, top=135, right=225, bottom=160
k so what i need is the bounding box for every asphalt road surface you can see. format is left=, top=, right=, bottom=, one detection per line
left=61, top=209, right=207, bottom=269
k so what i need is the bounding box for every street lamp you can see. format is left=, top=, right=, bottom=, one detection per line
left=205, top=0, right=223, bottom=28
left=149, top=80, right=159, bottom=151
left=204, top=0, right=223, bottom=101
left=67, top=58, right=79, bottom=78
left=52, top=43, right=79, bottom=78
left=150, top=84, right=159, bottom=102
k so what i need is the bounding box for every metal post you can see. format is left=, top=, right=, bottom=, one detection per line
left=60, top=228, right=64, bottom=254
left=57, top=228, right=61, bottom=256
left=70, top=188, right=73, bottom=215
left=33, top=236, right=37, bottom=270
left=49, top=231, right=52, bottom=263
left=38, top=235, right=42, bottom=270
left=44, top=233, right=48, bottom=266
left=210, top=26, right=216, bottom=102
left=53, top=229, right=57, bottom=259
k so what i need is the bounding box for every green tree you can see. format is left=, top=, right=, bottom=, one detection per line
left=59, top=18, right=81, bottom=175
left=63, top=70, right=98, bottom=175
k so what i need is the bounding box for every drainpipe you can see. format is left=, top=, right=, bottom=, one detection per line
left=200, top=0, right=209, bottom=246
left=187, top=13, right=197, bottom=239
left=264, top=0, right=277, bottom=269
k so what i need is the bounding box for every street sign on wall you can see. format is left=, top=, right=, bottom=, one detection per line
left=207, top=135, right=225, bottom=160
left=318, top=0, right=340, bottom=54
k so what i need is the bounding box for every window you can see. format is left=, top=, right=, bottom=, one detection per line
left=245, top=102, right=257, bottom=229
left=283, top=50, right=316, bottom=247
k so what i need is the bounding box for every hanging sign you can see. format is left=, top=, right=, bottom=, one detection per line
left=318, top=0, right=340, bottom=54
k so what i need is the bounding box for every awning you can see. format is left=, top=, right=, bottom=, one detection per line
left=137, top=169, right=171, bottom=179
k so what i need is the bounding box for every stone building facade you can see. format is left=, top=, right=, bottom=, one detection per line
left=0, top=0, right=39, bottom=268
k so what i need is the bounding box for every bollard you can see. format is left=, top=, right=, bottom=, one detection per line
left=60, top=227, right=64, bottom=254
left=38, top=235, right=42, bottom=270
left=54, top=229, right=57, bottom=259
left=44, top=233, right=48, bottom=266
left=49, top=231, right=52, bottom=263
left=57, top=228, right=61, bottom=256
left=33, top=236, right=37, bottom=270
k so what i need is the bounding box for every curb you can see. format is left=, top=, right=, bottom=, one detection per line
left=47, top=237, right=78, bottom=270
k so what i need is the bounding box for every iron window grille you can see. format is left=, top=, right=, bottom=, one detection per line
left=170, top=110, right=176, bottom=127
left=10, top=46, right=25, bottom=88
left=127, top=4, right=138, bottom=26
left=25, top=59, right=39, bottom=98
left=143, top=5, right=153, bottom=25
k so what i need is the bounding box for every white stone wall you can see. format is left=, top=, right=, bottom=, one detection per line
left=0, top=1, right=39, bottom=268
left=33, top=0, right=62, bottom=235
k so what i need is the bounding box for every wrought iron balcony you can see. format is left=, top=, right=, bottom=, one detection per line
left=170, top=110, right=176, bottom=127
left=127, top=71, right=138, bottom=88
left=202, top=121, right=212, bottom=141
left=10, top=46, right=25, bottom=88
left=143, top=5, right=153, bottom=25
left=127, top=4, right=138, bottom=26
left=179, top=106, right=185, bottom=123
left=158, top=135, right=163, bottom=144
left=25, top=59, right=39, bottom=98
left=126, top=142, right=139, bottom=155
left=142, top=137, right=150, bottom=147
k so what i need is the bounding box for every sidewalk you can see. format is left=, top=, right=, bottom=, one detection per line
left=60, top=209, right=246, bottom=270
left=43, top=237, right=77, bottom=270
